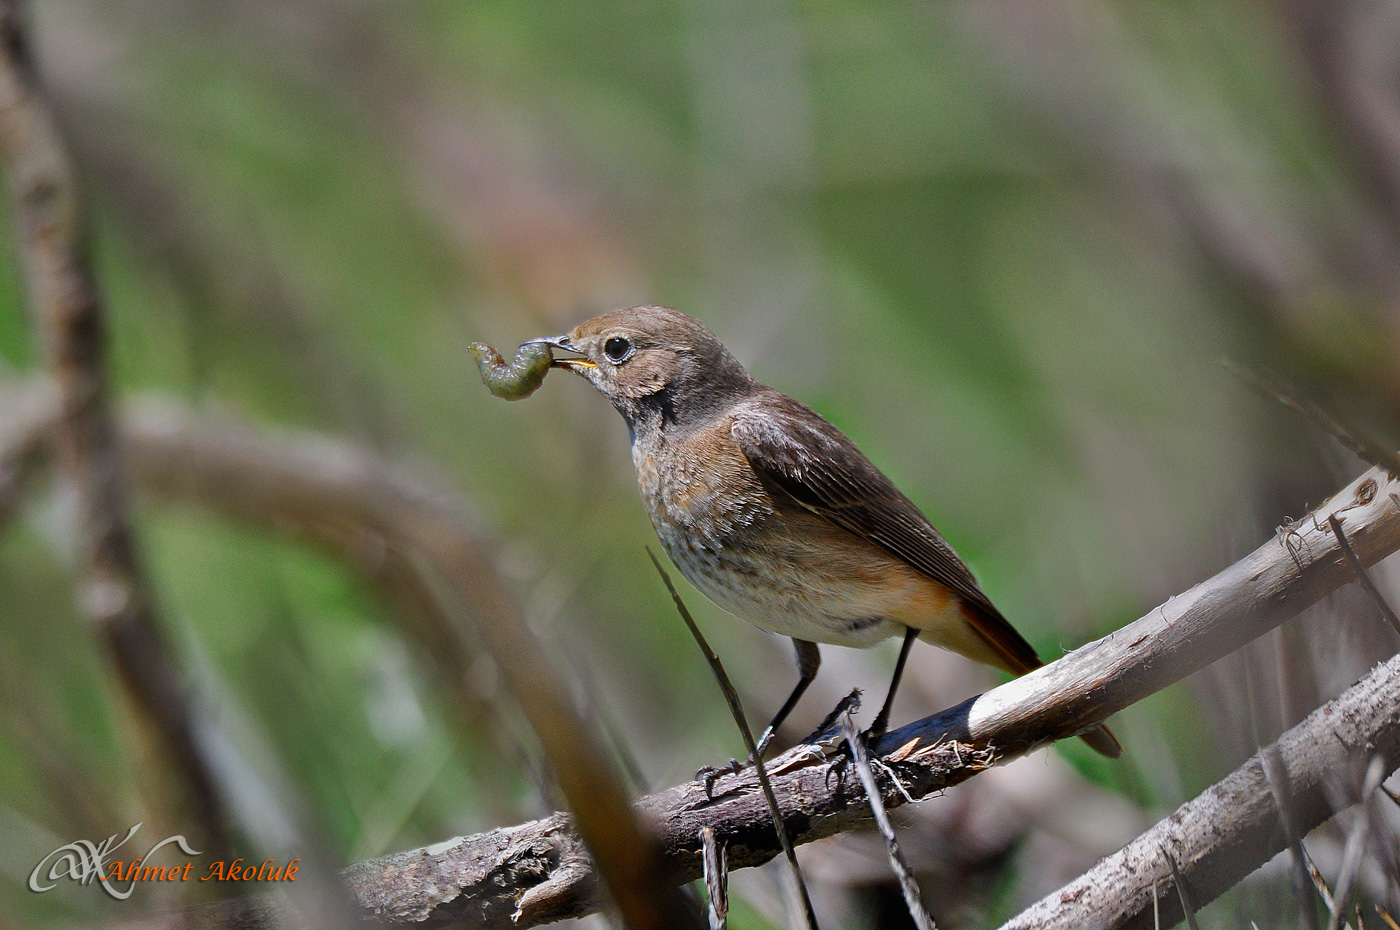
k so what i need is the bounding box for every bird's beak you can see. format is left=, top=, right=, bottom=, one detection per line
left=525, top=335, right=596, bottom=370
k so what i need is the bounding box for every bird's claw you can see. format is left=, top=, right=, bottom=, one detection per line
left=697, top=692, right=870, bottom=799
left=817, top=690, right=881, bottom=789
left=696, top=756, right=748, bottom=798
left=696, top=725, right=781, bottom=799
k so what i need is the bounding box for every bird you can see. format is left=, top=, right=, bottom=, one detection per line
left=527, top=305, right=1120, bottom=760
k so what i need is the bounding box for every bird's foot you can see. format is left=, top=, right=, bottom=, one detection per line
left=814, top=689, right=900, bottom=789
left=696, top=727, right=777, bottom=798
left=696, top=690, right=872, bottom=799
left=696, top=757, right=746, bottom=799
left=803, top=689, right=864, bottom=746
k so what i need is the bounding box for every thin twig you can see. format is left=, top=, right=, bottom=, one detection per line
left=1327, top=758, right=1388, bottom=930
left=646, top=548, right=819, bottom=930
left=1228, top=362, right=1400, bottom=482
left=1304, top=845, right=1341, bottom=917
left=700, top=827, right=727, bottom=930
left=1160, top=845, right=1201, bottom=930
left=1261, top=742, right=1321, bottom=930
left=837, top=710, right=938, bottom=930
left=1329, top=512, right=1400, bottom=637
left=1249, top=646, right=1322, bottom=930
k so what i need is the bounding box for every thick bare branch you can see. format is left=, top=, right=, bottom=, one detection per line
left=183, top=460, right=1400, bottom=928
left=7, top=389, right=1399, bottom=928
left=999, top=651, right=1400, bottom=930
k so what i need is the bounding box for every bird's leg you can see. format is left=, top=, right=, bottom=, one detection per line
left=870, top=627, right=917, bottom=739
left=697, top=639, right=820, bottom=793
left=755, top=638, right=821, bottom=756
left=824, top=629, right=918, bottom=789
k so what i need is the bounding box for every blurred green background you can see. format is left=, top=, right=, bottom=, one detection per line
left=4, top=1, right=1400, bottom=927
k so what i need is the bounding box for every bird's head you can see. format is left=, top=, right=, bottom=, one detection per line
left=529, top=306, right=755, bottom=431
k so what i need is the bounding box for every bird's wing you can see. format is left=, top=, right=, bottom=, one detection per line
left=730, top=396, right=1043, bottom=674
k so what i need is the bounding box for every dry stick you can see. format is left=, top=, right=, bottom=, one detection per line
left=1245, top=645, right=1322, bottom=930
left=1330, top=512, right=1400, bottom=637
left=1304, top=847, right=1344, bottom=922
left=837, top=710, right=937, bottom=930
left=700, top=827, right=727, bottom=930
left=0, top=0, right=235, bottom=857
left=646, top=549, right=820, bottom=930
left=998, top=651, right=1400, bottom=930
left=145, top=459, right=1400, bottom=930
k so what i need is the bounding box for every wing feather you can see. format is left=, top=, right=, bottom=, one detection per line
left=730, top=395, right=1043, bottom=674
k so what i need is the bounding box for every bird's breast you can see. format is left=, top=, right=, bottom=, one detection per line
left=634, top=433, right=771, bottom=544
left=631, top=430, right=903, bottom=646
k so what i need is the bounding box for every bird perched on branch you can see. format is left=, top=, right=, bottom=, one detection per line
left=528, top=306, right=1119, bottom=761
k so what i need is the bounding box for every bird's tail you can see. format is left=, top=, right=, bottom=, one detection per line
left=954, top=602, right=1123, bottom=759
left=1079, top=723, right=1122, bottom=758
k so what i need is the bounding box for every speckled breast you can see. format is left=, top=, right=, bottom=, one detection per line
left=632, top=431, right=904, bottom=646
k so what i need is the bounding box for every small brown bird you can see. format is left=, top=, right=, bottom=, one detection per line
left=530, top=306, right=1119, bottom=759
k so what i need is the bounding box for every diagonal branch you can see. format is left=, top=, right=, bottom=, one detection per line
left=0, top=386, right=699, bottom=928
left=0, top=0, right=234, bottom=856
left=181, top=458, right=1400, bottom=927
left=6, top=389, right=1399, bottom=929
left=998, top=651, right=1400, bottom=930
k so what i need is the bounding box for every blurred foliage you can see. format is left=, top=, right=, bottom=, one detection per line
left=3, top=1, right=1400, bottom=928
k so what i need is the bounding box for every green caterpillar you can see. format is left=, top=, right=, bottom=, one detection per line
left=468, top=342, right=553, bottom=400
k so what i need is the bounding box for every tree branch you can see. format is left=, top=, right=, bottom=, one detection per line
left=998, top=650, right=1400, bottom=930
left=0, top=0, right=235, bottom=856
left=178, top=455, right=1400, bottom=926
left=6, top=388, right=1399, bottom=928
left=0, top=387, right=700, bottom=927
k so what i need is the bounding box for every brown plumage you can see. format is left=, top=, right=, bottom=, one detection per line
left=531, top=305, right=1120, bottom=758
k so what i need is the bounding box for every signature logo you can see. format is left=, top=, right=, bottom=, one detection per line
left=29, top=823, right=201, bottom=901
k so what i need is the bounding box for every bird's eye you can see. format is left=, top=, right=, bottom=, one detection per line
left=603, top=336, right=633, bottom=363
